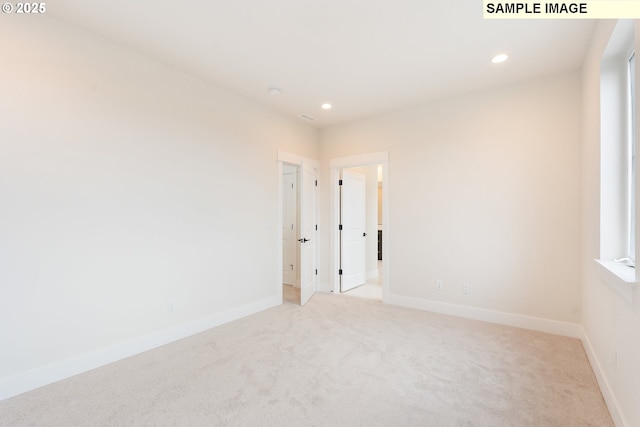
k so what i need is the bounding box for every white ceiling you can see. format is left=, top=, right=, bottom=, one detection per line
left=47, top=1, right=596, bottom=128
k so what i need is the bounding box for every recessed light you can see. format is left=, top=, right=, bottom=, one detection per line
left=321, top=103, right=332, bottom=110
left=269, top=87, right=282, bottom=96
left=491, top=54, right=509, bottom=64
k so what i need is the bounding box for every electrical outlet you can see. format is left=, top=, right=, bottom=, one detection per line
left=463, top=283, right=471, bottom=294
left=167, top=301, right=175, bottom=312
left=436, top=280, right=443, bottom=291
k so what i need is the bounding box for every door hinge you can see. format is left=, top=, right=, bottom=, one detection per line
left=339, top=224, right=343, bottom=230
left=339, top=269, right=343, bottom=275
left=315, top=180, right=318, bottom=187
left=315, top=224, right=318, bottom=231
left=315, top=269, right=318, bottom=275
left=339, top=179, right=343, bottom=186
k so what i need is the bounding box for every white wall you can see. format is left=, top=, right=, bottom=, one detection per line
left=0, top=17, right=318, bottom=398
left=581, top=20, right=640, bottom=427
left=320, top=72, right=583, bottom=327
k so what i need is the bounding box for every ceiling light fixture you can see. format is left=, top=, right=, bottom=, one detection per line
left=491, top=53, right=509, bottom=64
left=321, top=103, right=332, bottom=110
left=269, top=87, right=282, bottom=95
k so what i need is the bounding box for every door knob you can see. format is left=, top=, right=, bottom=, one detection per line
left=298, top=238, right=310, bottom=243
left=363, top=232, right=367, bottom=237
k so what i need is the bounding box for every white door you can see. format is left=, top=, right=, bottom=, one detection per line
left=282, top=168, right=297, bottom=286
left=300, top=160, right=317, bottom=305
left=340, top=169, right=366, bottom=292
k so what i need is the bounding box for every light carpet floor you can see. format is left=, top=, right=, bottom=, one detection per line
left=0, top=293, right=613, bottom=427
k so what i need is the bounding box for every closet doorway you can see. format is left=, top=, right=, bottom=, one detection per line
left=278, top=151, right=319, bottom=306
left=330, top=151, right=389, bottom=302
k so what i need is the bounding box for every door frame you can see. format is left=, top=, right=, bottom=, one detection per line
left=330, top=151, right=389, bottom=301
left=277, top=151, right=319, bottom=304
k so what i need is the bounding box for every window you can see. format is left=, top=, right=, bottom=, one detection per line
left=599, top=20, right=636, bottom=283
left=626, top=52, right=635, bottom=264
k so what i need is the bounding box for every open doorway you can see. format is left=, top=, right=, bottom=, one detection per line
left=330, top=151, right=389, bottom=302
left=339, top=165, right=382, bottom=300
left=277, top=151, right=319, bottom=306
left=282, top=163, right=301, bottom=304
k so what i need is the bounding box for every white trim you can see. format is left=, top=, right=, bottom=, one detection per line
left=330, top=151, right=389, bottom=301
left=278, top=151, right=303, bottom=165
left=582, top=328, right=629, bottom=427
left=386, top=294, right=582, bottom=338
left=0, top=295, right=280, bottom=401
left=277, top=151, right=320, bottom=169
left=276, top=160, right=284, bottom=302
left=595, top=259, right=637, bottom=304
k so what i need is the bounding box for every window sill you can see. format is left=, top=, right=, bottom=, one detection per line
left=594, top=259, right=637, bottom=304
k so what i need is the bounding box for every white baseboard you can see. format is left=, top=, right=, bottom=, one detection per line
left=581, top=328, right=628, bottom=427
left=0, top=295, right=281, bottom=402
left=386, top=294, right=583, bottom=338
